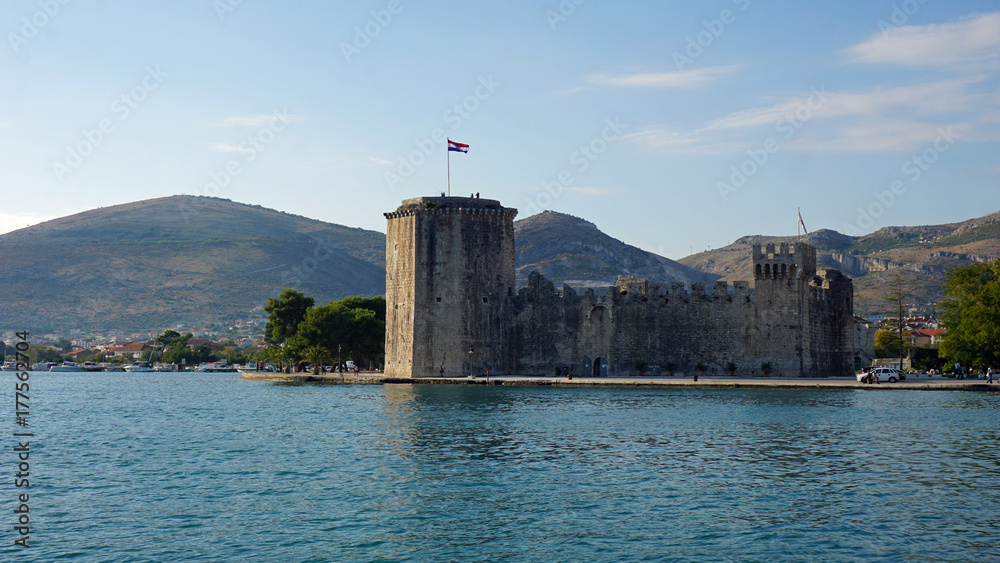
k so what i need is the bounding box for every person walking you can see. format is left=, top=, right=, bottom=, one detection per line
left=987, top=366, right=994, bottom=384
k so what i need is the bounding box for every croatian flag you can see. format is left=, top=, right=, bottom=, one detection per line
left=448, top=139, right=469, bottom=153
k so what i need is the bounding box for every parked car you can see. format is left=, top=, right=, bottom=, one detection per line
left=857, top=367, right=906, bottom=383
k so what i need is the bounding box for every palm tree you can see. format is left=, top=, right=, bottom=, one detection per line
left=305, top=345, right=329, bottom=375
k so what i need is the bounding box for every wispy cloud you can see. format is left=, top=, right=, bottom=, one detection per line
left=212, top=113, right=304, bottom=127
left=586, top=66, right=737, bottom=89
left=787, top=119, right=973, bottom=153
left=210, top=142, right=253, bottom=154
left=630, top=75, right=997, bottom=155
left=368, top=157, right=393, bottom=166
left=706, top=77, right=984, bottom=132
left=844, top=12, right=1000, bottom=67
left=562, top=186, right=611, bottom=196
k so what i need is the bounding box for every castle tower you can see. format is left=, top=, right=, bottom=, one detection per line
left=383, top=196, right=518, bottom=377
left=752, top=242, right=816, bottom=282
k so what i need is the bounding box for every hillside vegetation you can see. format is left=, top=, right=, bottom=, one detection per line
left=678, top=212, right=1000, bottom=315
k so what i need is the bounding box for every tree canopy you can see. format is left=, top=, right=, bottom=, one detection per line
left=263, top=290, right=386, bottom=371
left=264, top=289, right=315, bottom=346
left=939, top=260, right=1000, bottom=369
left=874, top=329, right=903, bottom=358
left=294, top=297, right=385, bottom=367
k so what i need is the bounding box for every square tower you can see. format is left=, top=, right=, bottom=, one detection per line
left=384, top=196, right=518, bottom=377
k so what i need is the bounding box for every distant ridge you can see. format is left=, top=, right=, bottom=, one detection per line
left=514, top=210, right=715, bottom=288
left=0, top=196, right=386, bottom=332
left=678, top=212, right=1000, bottom=314
left=3, top=195, right=998, bottom=332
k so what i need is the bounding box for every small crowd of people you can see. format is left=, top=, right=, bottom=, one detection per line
left=953, top=363, right=994, bottom=382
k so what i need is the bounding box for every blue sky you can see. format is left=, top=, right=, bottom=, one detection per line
left=2, top=0, right=998, bottom=258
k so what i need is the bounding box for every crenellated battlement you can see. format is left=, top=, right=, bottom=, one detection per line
left=752, top=242, right=816, bottom=281
left=386, top=196, right=853, bottom=379
left=383, top=196, right=518, bottom=220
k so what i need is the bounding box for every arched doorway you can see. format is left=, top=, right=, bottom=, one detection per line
left=593, top=357, right=602, bottom=378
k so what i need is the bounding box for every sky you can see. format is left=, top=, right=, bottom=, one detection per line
left=2, top=0, right=999, bottom=259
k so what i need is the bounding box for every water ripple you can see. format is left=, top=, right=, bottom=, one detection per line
left=3, top=374, right=999, bottom=561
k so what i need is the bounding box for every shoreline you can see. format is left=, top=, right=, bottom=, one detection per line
left=240, top=371, right=1000, bottom=391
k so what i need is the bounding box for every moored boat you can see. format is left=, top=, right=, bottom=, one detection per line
left=49, top=361, right=81, bottom=372
left=124, top=361, right=155, bottom=372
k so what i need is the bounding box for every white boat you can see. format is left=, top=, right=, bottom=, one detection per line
left=1, top=360, right=21, bottom=371
left=124, top=361, right=155, bottom=372
left=237, top=362, right=270, bottom=374
left=153, top=363, right=178, bottom=372
left=32, top=361, right=57, bottom=371
left=79, top=361, right=105, bottom=372
left=49, top=361, right=81, bottom=372
left=103, top=364, right=125, bottom=372
left=194, top=362, right=237, bottom=373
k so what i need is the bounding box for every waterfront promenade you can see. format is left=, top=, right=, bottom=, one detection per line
left=241, top=371, right=999, bottom=391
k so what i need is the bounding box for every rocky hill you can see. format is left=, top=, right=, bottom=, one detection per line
left=2, top=195, right=996, bottom=332
left=0, top=197, right=709, bottom=333
left=0, top=196, right=386, bottom=332
left=678, top=212, right=1000, bottom=315
left=514, top=211, right=715, bottom=288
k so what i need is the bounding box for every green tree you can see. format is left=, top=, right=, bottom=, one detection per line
left=940, top=260, right=1000, bottom=370
left=304, top=344, right=330, bottom=375
left=264, top=289, right=315, bottom=346
left=886, top=272, right=908, bottom=371
left=874, top=329, right=903, bottom=358
left=296, top=296, right=385, bottom=370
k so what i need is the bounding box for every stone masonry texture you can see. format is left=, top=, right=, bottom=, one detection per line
left=385, top=197, right=854, bottom=378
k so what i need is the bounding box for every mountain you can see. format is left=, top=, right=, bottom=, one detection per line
left=678, top=212, right=1000, bottom=315
left=0, top=196, right=386, bottom=332
left=3, top=195, right=997, bottom=333
left=514, top=211, right=714, bottom=288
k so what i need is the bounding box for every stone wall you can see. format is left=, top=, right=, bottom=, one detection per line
left=385, top=198, right=854, bottom=378
left=384, top=197, right=518, bottom=377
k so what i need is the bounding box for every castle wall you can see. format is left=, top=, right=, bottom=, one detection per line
left=384, top=198, right=854, bottom=378
left=511, top=242, right=853, bottom=377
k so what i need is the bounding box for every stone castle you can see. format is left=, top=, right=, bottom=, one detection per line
left=384, top=196, right=854, bottom=378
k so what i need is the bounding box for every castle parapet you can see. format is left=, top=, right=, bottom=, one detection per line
left=753, top=242, right=816, bottom=280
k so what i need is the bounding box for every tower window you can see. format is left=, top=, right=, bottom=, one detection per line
left=436, top=297, right=441, bottom=302
left=482, top=297, right=488, bottom=303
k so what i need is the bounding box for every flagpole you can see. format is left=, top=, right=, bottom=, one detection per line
left=797, top=207, right=801, bottom=238
left=447, top=141, right=451, bottom=197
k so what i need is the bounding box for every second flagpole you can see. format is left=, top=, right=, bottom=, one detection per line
left=447, top=140, right=451, bottom=197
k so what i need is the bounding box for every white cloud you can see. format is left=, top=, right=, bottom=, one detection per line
left=705, top=77, right=984, bottom=132
left=586, top=66, right=737, bottom=89
left=787, top=120, right=972, bottom=153
left=844, top=12, right=1000, bottom=67
left=562, top=186, right=610, bottom=196
left=629, top=76, right=997, bottom=155
left=212, top=112, right=304, bottom=127
left=210, top=142, right=253, bottom=154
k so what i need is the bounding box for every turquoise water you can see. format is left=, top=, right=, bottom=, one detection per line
left=3, top=372, right=999, bottom=561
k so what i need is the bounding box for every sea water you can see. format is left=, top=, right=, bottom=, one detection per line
left=2, top=371, right=999, bottom=561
